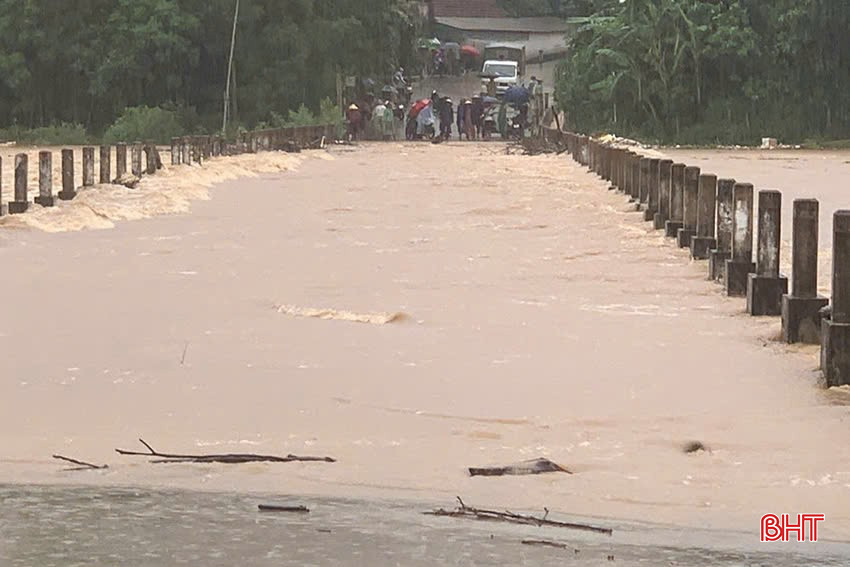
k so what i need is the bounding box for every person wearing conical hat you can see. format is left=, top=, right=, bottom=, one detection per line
left=463, top=99, right=474, bottom=140
left=439, top=97, right=453, bottom=141
left=346, top=103, right=362, bottom=141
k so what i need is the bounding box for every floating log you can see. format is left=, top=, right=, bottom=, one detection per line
left=425, top=497, right=612, bottom=536
left=115, top=438, right=336, bottom=464
left=468, top=457, right=571, bottom=477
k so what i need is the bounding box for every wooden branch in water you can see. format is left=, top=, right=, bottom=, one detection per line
left=425, top=496, right=612, bottom=536
left=258, top=504, right=310, bottom=513
left=115, top=438, right=336, bottom=464
left=53, top=454, right=108, bottom=471
left=522, top=539, right=578, bottom=551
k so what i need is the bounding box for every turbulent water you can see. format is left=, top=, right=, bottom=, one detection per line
left=1, top=141, right=850, bottom=563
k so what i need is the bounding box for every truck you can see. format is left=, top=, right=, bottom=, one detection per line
left=480, top=44, right=527, bottom=95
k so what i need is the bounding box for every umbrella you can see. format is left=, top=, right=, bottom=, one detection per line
left=409, top=98, right=431, bottom=118
left=503, top=86, right=530, bottom=104
left=482, top=96, right=499, bottom=104
left=461, top=45, right=480, bottom=57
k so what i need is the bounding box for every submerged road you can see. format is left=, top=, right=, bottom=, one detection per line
left=1, top=142, right=849, bottom=547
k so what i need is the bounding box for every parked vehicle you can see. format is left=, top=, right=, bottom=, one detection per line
left=482, top=43, right=526, bottom=75
left=480, top=60, right=520, bottom=95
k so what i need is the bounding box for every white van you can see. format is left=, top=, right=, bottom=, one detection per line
left=481, top=60, right=519, bottom=94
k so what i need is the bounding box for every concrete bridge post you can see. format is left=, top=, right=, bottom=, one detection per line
left=709, top=179, right=735, bottom=281
left=781, top=200, right=828, bottom=343
left=747, top=190, right=788, bottom=315
left=9, top=153, right=29, bottom=214
left=82, top=147, right=95, bottom=186
left=690, top=174, right=718, bottom=259
left=100, top=146, right=111, bottom=184
left=59, top=149, right=76, bottom=201
left=653, top=159, right=672, bottom=230
left=638, top=157, right=650, bottom=210
left=725, top=183, right=756, bottom=296
left=131, top=143, right=143, bottom=176
left=144, top=143, right=156, bottom=174
left=665, top=163, right=685, bottom=237
left=677, top=166, right=700, bottom=248
left=644, top=158, right=660, bottom=221
left=115, top=144, right=127, bottom=178
left=35, top=151, right=54, bottom=207
left=822, top=211, right=850, bottom=385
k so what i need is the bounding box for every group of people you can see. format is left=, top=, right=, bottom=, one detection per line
left=431, top=90, right=487, bottom=141
left=344, top=68, right=412, bottom=141
left=346, top=99, right=406, bottom=141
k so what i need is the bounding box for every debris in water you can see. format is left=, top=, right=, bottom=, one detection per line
left=258, top=504, right=310, bottom=513
left=113, top=173, right=141, bottom=188
left=521, top=539, right=578, bottom=552
left=468, top=457, right=571, bottom=477
left=425, top=496, right=612, bottom=535
left=682, top=441, right=709, bottom=454
left=53, top=454, right=109, bottom=471
left=115, top=438, right=336, bottom=464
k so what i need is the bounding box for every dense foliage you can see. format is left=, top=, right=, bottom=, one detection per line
left=0, top=0, right=420, bottom=138
left=555, top=0, right=850, bottom=144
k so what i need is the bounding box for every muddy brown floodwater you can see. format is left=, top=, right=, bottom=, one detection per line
left=664, top=148, right=850, bottom=296
left=1, top=142, right=849, bottom=560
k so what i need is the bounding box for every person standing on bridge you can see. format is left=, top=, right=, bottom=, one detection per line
left=439, top=97, right=454, bottom=141
left=471, top=95, right=484, bottom=139
left=346, top=103, right=362, bottom=141
left=463, top=99, right=474, bottom=140
left=456, top=99, right=466, bottom=140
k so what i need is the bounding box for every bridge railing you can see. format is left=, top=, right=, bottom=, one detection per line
left=0, top=123, right=337, bottom=215
left=542, top=125, right=850, bottom=388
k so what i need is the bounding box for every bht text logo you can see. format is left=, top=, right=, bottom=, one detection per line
left=760, top=514, right=825, bottom=542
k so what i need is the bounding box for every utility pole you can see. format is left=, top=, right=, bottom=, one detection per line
left=222, top=0, right=240, bottom=135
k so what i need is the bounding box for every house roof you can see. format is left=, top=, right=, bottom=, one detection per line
left=435, top=17, right=569, bottom=33
left=428, top=0, right=507, bottom=18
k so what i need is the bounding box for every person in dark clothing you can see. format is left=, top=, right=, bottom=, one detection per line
left=456, top=99, right=466, bottom=140
left=439, top=97, right=454, bottom=140
left=471, top=95, right=484, bottom=139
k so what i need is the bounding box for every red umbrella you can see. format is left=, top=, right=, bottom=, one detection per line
left=409, top=98, right=431, bottom=118
left=461, top=45, right=481, bottom=57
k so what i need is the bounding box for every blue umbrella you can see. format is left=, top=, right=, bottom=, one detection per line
left=502, top=86, right=530, bottom=104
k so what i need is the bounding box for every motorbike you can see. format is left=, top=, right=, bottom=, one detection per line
left=508, top=115, right=526, bottom=140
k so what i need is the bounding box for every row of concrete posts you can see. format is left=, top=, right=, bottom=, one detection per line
left=0, top=124, right=338, bottom=217
left=0, top=142, right=164, bottom=215
left=560, top=132, right=850, bottom=387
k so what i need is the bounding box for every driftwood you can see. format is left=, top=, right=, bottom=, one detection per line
left=53, top=454, right=108, bottom=471
left=115, top=438, right=336, bottom=464
left=516, top=135, right=567, bottom=156
left=425, top=497, right=612, bottom=536
left=682, top=441, right=710, bottom=454
left=522, top=539, right=578, bottom=552
left=258, top=504, right=310, bottom=513
left=469, top=457, right=571, bottom=477
left=113, top=173, right=140, bottom=188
